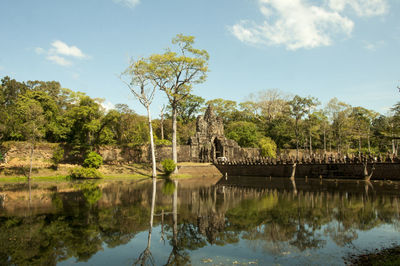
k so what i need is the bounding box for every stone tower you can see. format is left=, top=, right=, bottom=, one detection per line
left=189, top=105, right=240, bottom=162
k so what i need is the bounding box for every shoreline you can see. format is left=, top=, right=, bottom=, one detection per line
left=0, top=162, right=222, bottom=181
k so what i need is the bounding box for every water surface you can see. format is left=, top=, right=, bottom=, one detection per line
left=0, top=176, right=399, bottom=265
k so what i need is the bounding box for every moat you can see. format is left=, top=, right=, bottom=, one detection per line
left=1, top=176, right=400, bottom=265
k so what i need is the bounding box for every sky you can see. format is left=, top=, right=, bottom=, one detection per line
left=0, top=0, right=399, bottom=116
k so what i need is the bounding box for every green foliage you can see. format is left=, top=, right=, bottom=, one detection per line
left=206, top=98, right=238, bottom=123
left=226, top=121, right=260, bottom=147
left=155, top=138, right=172, bottom=146
left=147, top=34, right=209, bottom=164
left=51, top=146, right=64, bottom=167
left=162, top=179, right=176, bottom=195
left=83, top=152, right=103, bottom=169
left=169, top=94, right=205, bottom=124
left=69, top=167, right=103, bottom=179
left=78, top=182, right=103, bottom=205
left=161, top=159, right=176, bottom=175
left=258, top=137, right=277, bottom=158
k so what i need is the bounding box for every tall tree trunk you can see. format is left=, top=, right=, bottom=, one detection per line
left=323, top=127, right=326, bottom=155
left=358, top=135, right=361, bottom=154
left=367, top=129, right=371, bottom=153
left=295, top=119, right=299, bottom=159
left=146, top=104, right=157, bottom=178
left=173, top=180, right=178, bottom=244
left=392, top=139, right=396, bottom=155
left=172, top=107, right=178, bottom=173
left=160, top=106, right=164, bottom=140
left=29, top=143, right=34, bottom=180
left=309, top=130, right=312, bottom=155
left=148, top=177, right=156, bottom=245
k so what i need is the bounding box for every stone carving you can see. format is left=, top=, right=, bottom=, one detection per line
left=189, top=105, right=258, bottom=162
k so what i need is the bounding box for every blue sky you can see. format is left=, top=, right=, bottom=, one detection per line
left=0, top=0, right=399, bottom=116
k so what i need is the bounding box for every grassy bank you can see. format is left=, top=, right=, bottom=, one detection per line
left=0, top=162, right=221, bottom=181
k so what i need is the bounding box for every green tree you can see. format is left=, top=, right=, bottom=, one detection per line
left=14, top=94, right=45, bottom=179
left=304, top=111, right=327, bottom=154
left=325, top=98, right=352, bottom=153
left=206, top=98, right=238, bottom=123
left=242, top=89, right=289, bottom=123
left=226, top=121, right=260, bottom=147
left=113, top=104, right=149, bottom=145
left=258, top=137, right=277, bottom=158
left=267, top=116, right=295, bottom=149
left=149, top=34, right=209, bottom=173
left=349, top=107, right=377, bottom=154
left=65, top=95, right=103, bottom=157
left=51, top=146, right=64, bottom=169
left=390, top=102, right=400, bottom=155
left=289, top=95, right=319, bottom=158
left=172, top=94, right=205, bottom=124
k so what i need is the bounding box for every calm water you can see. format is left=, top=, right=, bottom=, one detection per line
left=0, top=176, right=400, bottom=265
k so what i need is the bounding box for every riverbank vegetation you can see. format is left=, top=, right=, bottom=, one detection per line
left=1, top=76, right=399, bottom=162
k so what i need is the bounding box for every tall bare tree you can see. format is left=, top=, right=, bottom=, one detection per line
left=122, top=58, right=157, bottom=178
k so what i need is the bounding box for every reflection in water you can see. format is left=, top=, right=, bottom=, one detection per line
left=134, top=178, right=156, bottom=266
left=0, top=177, right=399, bottom=265
left=166, top=180, right=190, bottom=265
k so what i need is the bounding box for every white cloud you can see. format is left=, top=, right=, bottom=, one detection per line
left=46, top=55, right=72, bottom=66
left=113, top=0, right=140, bottom=9
left=329, top=0, right=388, bottom=17
left=230, top=0, right=354, bottom=50
left=50, top=40, right=87, bottom=58
left=230, top=0, right=388, bottom=50
left=35, top=40, right=88, bottom=67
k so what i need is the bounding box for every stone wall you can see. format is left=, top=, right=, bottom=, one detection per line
left=215, top=162, right=400, bottom=180
left=0, top=142, right=195, bottom=166
left=0, top=142, right=60, bottom=167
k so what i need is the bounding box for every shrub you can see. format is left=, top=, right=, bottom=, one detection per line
left=69, top=167, right=103, bottom=179
left=258, top=137, right=277, bottom=158
left=162, top=180, right=176, bottom=195
left=155, top=139, right=172, bottom=146
left=83, top=152, right=103, bottom=169
left=51, top=146, right=64, bottom=168
left=79, top=182, right=102, bottom=205
left=161, top=159, right=176, bottom=175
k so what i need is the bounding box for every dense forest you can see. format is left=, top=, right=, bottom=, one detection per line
left=0, top=76, right=399, bottom=157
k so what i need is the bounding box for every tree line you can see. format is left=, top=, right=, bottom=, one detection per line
left=205, top=90, right=400, bottom=157
left=1, top=76, right=399, bottom=158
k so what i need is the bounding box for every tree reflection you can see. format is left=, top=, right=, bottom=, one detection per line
left=134, top=178, right=157, bottom=266
left=0, top=179, right=400, bottom=265
left=166, top=180, right=191, bottom=265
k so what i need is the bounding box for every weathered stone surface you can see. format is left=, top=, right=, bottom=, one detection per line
left=189, top=105, right=260, bottom=162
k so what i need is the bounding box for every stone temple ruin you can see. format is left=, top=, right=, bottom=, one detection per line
left=188, top=105, right=258, bottom=162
